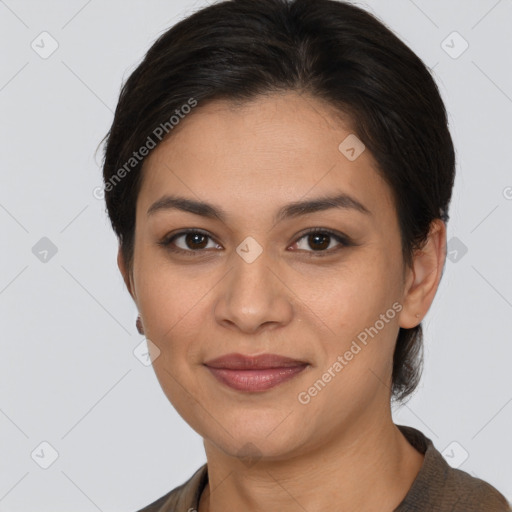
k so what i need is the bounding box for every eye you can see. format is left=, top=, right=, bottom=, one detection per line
left=158, top=227, right=353, bottom=257
left=158, top=229, right=222, bottom=255
left=290, top=228, right=352, bottom=256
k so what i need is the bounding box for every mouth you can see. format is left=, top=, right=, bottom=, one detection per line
left=203, top=353, right=309, bottom=392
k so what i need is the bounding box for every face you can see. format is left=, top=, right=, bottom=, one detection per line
left=122, top=92, right=420, bottom=462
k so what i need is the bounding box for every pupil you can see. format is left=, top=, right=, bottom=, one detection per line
left=309, top=233, right=329, bottom=250
left=187, top=233, right=207, bottom=249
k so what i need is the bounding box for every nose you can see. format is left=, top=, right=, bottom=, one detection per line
left=214, top=245, right=294, bottom=334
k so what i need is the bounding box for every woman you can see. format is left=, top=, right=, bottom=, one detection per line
left=100, top=0, right=511, bottom=510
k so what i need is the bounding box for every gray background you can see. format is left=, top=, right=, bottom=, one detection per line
left=1, top=0, right=511, bottom=510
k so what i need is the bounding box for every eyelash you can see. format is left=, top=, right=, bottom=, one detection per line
left=158, top=227, right=353, bottom=258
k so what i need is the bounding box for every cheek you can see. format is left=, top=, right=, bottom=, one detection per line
left=134, top=244, right=201, bottom=324
left=300, top=254, right=402, bottom=387
left=303, top=256, right=400, bottom=336
left=132, top=261, right=207, bottom=389
left=135, top=266, right=210, bottom=425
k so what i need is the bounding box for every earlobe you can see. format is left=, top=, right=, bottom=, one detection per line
left=398, top=219, right=447, bottom=329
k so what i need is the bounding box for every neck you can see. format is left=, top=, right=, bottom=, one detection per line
left=199, top=414, right=424, bottom=512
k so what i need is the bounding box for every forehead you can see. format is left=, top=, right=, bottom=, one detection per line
left=138, top=92, right=396, bottom=223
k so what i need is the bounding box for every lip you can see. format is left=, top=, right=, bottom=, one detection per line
left=204, top=353, right=308, bottom=392
left=204, top=353, right=308, bottom=370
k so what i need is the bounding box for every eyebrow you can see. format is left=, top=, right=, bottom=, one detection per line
left=147, top=192, right=371, bottom=222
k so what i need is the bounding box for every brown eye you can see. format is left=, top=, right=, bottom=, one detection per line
left=159, top=228, right=352, bottom=257
left=181, top=232, right=209, bottom=250
left=159, top=229, right=222, bottom=254
left=292, top=229, right=352, bottom=255
left=306, top=233, right=331, bottom=250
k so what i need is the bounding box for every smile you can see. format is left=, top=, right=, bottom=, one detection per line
left=204, top=353, right=309, bottom=392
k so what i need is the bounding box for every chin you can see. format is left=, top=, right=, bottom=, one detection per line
left=211, top=435, right=301, bottom=464
left=203, top=413, right=308, bottom=462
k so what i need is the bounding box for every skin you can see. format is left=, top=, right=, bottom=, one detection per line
left=118, top=91, right=446, bottom=512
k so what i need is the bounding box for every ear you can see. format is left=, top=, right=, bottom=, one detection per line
left=398, top=219, right=447, bottom=329
left=117, top=246, right=136, bottom=302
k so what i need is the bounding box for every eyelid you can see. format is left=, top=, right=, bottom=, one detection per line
left=294, top=227, right=351, bottom=245
left=159, top=227, right=353, bottom=256
left=158, top=228, right=220, bottom=254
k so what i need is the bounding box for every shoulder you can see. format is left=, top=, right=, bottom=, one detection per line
left=396, top=425, right=511, bottom=512
left=441, top=465, right=511, bottom=511
left=134, top=464, right=208, bottom=512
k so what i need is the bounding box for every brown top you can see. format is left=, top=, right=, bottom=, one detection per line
left=136, top=425, right=511, bottom=512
